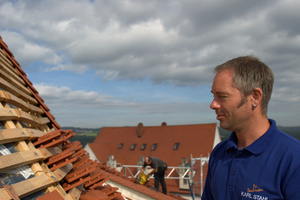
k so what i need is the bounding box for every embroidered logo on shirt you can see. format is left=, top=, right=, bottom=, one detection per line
left=241, top=184, right=268, bottom=199
left=247, top=184, right=263, bottom=192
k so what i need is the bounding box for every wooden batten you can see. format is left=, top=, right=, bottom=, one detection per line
left=0, top=76, right=37, bottom=105
left=0, top=52, right=25, bottom=86
left=0, top=149, right=44, bottom=172
left=0, top=107, right=49, bottom=127
left=0, top=66, right=32, bottom=96
left=0, top=128, right=31, bottom=144
left=0, top=173, right=59, bottom=199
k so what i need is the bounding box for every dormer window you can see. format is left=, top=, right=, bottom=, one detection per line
left=118, top=143, right=123, bottom=149
left=173, top=143, right=180, bottom=150
left=130, top=144, right=137, bottom=150
left=140, top=144, right=147, bottom=150
left=151, top=143, right=157, bottom=151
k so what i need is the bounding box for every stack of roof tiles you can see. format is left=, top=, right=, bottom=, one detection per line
left=0, top=35, right=187, bottom=200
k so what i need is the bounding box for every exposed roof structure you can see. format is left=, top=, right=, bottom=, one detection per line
left=87, top=122, right=220, bottom=196
left=0, top=35, right=186, bottom=200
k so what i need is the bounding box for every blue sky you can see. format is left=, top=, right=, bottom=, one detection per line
left=1, top=0, right=300, bottom=128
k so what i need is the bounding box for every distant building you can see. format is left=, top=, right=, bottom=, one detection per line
left=85, top=122, right=221, bottom=197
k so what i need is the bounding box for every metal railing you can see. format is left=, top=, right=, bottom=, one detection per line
left=122, top=165, right=193, bottom=180
left=190, top=154, right=209, bottom=198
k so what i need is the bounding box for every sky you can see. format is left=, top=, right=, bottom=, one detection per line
left=0, top=0, right=300, bottom=128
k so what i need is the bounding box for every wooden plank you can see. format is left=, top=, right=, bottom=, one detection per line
left=39, top=147, right=61, bottom=160
left=0, top=50, right=25, bottom=86
left=0, top=172, right=59, bottom=199
left=39, top=117, right=51, bottom=125
left=53, top=163, right=73, bottom=181
left=0, top=149, right=44, bottom=173
left=15, top=109, right=40, bottom=126
left=0, top=90, right=44, bottom=114
left=0, top=90, right=30, bottom=111
left=0, top=76, right=37, bottom=105
left=0, top=188, right=11, bottom=199
left=26, top=128, right=47, bottom=138
left=0, top=107, right=18, bottom=121
left=0, top=128, right=30, bottom=144
left=2, top=185, right=20, bottom=200
left=0, top=90, right=5, bottom=101
left=0, top=66, right=32, bottom=96
left=0, top=107, right=50, bottom=127
left=28, top=104, right=44, bottom=114
left=68, top=184, right=83, bottom=200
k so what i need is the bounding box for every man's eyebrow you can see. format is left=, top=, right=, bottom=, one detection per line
left=211, top=91, right=229, bottom=95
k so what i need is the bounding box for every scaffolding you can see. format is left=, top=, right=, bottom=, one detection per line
left=120, top=154, right=209, bottom=199
left=189, top=154, right=209, bottom=199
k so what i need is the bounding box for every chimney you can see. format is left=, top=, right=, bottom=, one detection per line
left=161, top=122, right=167, bottom=126
left=136, top=122, right=144, bottom=138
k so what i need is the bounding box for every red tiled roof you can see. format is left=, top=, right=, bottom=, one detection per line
left=91, top=123, right=216, bottom=165
left=89, top=122, right=217, bottom=194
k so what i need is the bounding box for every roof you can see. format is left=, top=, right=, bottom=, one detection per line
left=91, top=123, right=217, bottom=165
left=0, top=35, right=186, bottom=200
left=88, top=122, right=218, bottom=194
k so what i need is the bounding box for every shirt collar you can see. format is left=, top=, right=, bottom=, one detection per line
left=226, top=119, right=277, bottom=155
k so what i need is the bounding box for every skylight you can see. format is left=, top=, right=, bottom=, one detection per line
left=118, top=143, right=123, bottom=149
left=130, top=144, right=137, bottom=150
left=151, top=143, right=157, bottom=151
left=173, top=143, right=180, bottom=150
left=140, top=144, right=147, bottom=150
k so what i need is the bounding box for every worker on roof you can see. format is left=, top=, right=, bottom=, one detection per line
left=139, top=156, right=168, bottom=194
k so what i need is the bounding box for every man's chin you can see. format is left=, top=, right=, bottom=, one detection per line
left=219, top=121, right=231, bottom=131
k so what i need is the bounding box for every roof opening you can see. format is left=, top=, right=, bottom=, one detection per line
left=151, top=143, right=157, bottom=151
left=173, top=143, right=180, bottom=150
left=118, top=143, right=123, bottom=149
left=130, top=144, right=137, bottom=150
left=140, top=144, right=147, bottom=150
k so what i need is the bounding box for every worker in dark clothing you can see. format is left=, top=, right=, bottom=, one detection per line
left=139, top=156, right=168, bottom=194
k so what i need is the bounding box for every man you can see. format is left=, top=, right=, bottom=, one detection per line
left=139, top=156, right=168, bottom=194
left=202, top=56, right=300, bottom=200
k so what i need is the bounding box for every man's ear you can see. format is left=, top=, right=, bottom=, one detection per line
left=251, top=88, right=263, bottom=109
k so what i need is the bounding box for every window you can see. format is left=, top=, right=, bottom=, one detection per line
left=118, top=143, right=124, bottom=149
left=173, top=143, right=180, bottom=150
left=130, top=144, right=137, bottom=150
left=140, top=144, right=147, bottom=150
left=151, top=143, right=157, bottom=151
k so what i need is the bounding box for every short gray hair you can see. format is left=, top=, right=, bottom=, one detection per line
left=214, top=56, right=274, bottom=114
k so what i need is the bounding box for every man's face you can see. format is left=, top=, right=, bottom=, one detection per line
left=145, top=157, right=151, bottom=165
left=210, top=69, right=251, bottom=131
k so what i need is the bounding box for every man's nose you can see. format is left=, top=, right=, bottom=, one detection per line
left=210, top=99, right=220, bottom=110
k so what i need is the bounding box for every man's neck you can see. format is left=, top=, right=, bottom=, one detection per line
left=236, top=116, right=270, bottom=149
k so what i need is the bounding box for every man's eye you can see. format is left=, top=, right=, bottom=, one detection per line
left=218, top=95, right=228, bottom=100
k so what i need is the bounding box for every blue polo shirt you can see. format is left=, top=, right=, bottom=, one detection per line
left=202, top=119, right=300, bottom=200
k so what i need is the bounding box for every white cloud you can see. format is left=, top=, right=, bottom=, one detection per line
left=33, top=84, right=213, bottom=127
left=1, top=0, right=300, bottom=126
